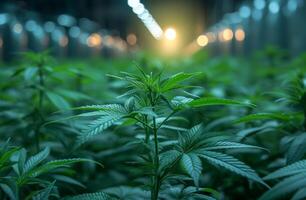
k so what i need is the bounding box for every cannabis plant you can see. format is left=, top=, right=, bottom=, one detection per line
left=68, top=69, right=267, bottom=199
left=260, top=159, right=306, bottom=200
left=0, top=139, right=98, bottom=200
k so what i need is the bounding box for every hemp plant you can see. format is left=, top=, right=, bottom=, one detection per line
left=71, top=68, right=267, bottom=199
left=9, top=52, right=71, bottom=152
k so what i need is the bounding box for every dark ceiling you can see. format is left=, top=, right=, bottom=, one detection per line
left=0, top=0, right=244, bottom=46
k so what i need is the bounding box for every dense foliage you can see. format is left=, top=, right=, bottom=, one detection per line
left=1, top=49, right=306, bottom=199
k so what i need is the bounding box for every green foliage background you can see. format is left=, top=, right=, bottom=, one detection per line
left=1, top=48, right=306, bottom=199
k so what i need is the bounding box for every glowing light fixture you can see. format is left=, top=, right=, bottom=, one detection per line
left=127, top=33, right=137, bottom=45
left=52, top=28, right=64, bottom=42
left=0, top=14, right=8, bottom=25
left=132, top=4, right=145, bottom=15
left=59, top=36, right=68, bottom=47
left=164, top=28, right=176, bottom=41
left=127, top=0, right=163, bottom=39
left=87, top=33, right=102, bottom=47
left=34, top=26, right=44, bottom=39
left=222, top=28, right=233, bottom=41
left=44, top=22, right=55, bottom=33
left=13, top=23, right=23, bottom=34
left=269, top=1, right=280, bottom=14
left=254, top=0, right=266, bottom=10
left=69, top=26, right=81, bottom=38
left=235, top=28, right=245, bottom=41
left=128, top=0, right=140, bottom=7
left=25, top=20, right=37, bottom=32
left=287, top=0, right=298, bottom=12
left=239, top=6, right=251, bottom=18
left=58, top=14, right=76, bottom=27
left=197, top=35, right=208, bottom=47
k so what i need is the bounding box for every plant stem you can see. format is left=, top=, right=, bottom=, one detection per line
left=35, top=61, right=45, bottom=152
left=148, top=90, right=160, bottom=200
left=157, top=110, right=177, bottom=130
left=38, top=63, right=44, bottom=109
left=144, top=116, right=149, bottom=143
left=303, top=109, right=306, bottom=130
left=302, top=93, right=306, bottom=130
left=152, top=115, right=160, bottom=200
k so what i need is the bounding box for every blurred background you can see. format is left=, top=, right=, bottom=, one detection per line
left=0, top=0, right=305, bottom=60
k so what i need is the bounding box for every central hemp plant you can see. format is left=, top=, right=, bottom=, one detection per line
left=73, top=68, right=267, bottom=199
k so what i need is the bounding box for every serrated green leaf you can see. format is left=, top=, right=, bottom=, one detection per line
left=0, top=147, right=20, bottom=169
left=77, top=104, right=126, bottom=112
left=160, top=125, right=188, bottom=132
left=161, top=72, right=200, bottom=92
left=23, top=147, right=50, bottom=173
left=52, top=175, right=85, bottom=188
left=171, top=96, right=193, bottom=108
left=0, top=183, right=17, bottom=200
left=202, top=141, right=267, bottom=152
left=77, top=114, right=125, bottom=145
left=18, top=149, right=27, bottom=175
left=264, top=160, right=306, bottom=180
left=181, top=153, right=202, bottom=186
left=62, top=192, right=114, bottom=200
left=235, top=113, right=292, bottom=123
left=24, top=67, right=38, bottom=81
left=46, top=91, right=70, bottom=110
left=292, top=187, right=306, bottom=200
left=32, top=181, right=56, bottom=200
left=159, top=150, right=182, bottom=171
left=188, top=97, right=255, bottom=108
left=286, top=133, right=306, bottom=164
left=197, top=150, right=267, bottom=187
left=260, top=173, right=306, bottom=200
left=179, top=124, right=204, bottom=149
left=27, top=158, right=99, bottom=178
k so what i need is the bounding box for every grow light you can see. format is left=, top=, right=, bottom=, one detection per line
left=197, top=35, right=208, bottom=47
left=269, top=1, right=280, bottom=14
left=235, top=28, right=245, bottom=41
left=222, top=28, right=233, bottom=41
left=0, top=13, right=8, bottom=25
left=12, top=23, right=23, bottom=34
left=254, top=0, right=266, bottom=10
left=164, top=28, right=176, bottom=41
left=87, top=33, right=102, bottom=48
left=127, top=33, right=137, bottom=45
left=127, top=0, right=163, bottom=40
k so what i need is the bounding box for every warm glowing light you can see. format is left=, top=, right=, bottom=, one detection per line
left=87, top=33, right=102, bottom=47
left=197, top=35, right=208, bottom=47
left=222, top=28, right=233, bottom=41
left=235, top=29, right=245, bottom=41
left=127, top=33, right=137, bottom=45
left=59, top=36, right=68, bottom=47
left=164, top=28, right=176, bottom=41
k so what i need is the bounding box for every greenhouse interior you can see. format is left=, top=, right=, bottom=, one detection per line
left=1, top=0, right=306, bottom=199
